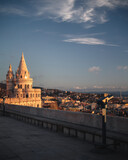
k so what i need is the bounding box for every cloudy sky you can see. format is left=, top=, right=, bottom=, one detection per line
left=0, top=0, right=128, bottom=92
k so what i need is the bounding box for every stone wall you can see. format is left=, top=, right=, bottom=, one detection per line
left=3, top=103, right=128, bottom=135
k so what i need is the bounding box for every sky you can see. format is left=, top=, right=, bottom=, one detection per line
left=0, top=0, right=128, bottom=92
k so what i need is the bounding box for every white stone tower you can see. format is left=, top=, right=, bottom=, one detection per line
left=6, top=52, right=42, bottom=107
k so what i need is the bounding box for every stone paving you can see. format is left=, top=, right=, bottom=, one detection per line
left=0, top=115, right=127, bottom=160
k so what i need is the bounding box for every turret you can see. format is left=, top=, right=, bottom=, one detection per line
left=15, top=52, right=33, bottom=91
left=15, top=52, right=30, bottom=79
left=6, top=64, right=14, bottom=97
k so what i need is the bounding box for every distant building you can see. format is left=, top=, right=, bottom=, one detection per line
left=5, top=52, right=42, bottom=107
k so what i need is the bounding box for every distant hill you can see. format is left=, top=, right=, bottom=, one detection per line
left=109, top=91, right=128, bottom=97
left=33, top=86, right=128, bottom=97
left=83, top=91, right=128, bottom=97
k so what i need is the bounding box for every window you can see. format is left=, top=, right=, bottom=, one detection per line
left=18, top=84, right=22, bottom=89
left=26, top=94, right=28, bottom=98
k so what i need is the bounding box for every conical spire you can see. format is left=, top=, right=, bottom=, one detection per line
left=9, top=64, right=12, bottom=71
left=17, top=52, right=28, bottom=74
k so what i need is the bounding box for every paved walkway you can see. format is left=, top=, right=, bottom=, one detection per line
left=0, top=115, right=127, bottom=160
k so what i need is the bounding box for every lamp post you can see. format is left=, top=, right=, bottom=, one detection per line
left=97, top=95, right=113, bottom=148
left=101, top=100, right=107, bottom=146
left=2, top=96, right=7, bottom=116
left=97, top=100, right=107, bottom=147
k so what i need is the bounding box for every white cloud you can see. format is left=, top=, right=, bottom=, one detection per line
left=35, top=0, right=75, bottom=22
left=117, top=65, right=128, bottom=71
left=123, top=66, right=128, bottom=70
left=34, top=0, right=99, bottom=23
left=93, top=85, right=103, bottom=89
left=74, top=86, right=82, bottom=90
left=88, top=66, right=101, bottom=72
left=87, top=0, right=128, bottom=9
left=34, top=0, right=128, bottom=24
left=63, top=32, right=119, bottom=46
left=84, top=24, right=94, bottom=29
left=64, top=37, right=105, bottom=45
left=0, top=6, right=26, bottom=16
left=87, top=0, right=114, bottom=9
left=63, top=35, right=118, bottom=46
left=1, top=0, right=128, bottom=24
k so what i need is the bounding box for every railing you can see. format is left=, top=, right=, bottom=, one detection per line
left=0, top=103, right=128, bottom=151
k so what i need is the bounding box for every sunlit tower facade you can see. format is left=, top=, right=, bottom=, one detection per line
left=6, top=52, right=42, bottom=107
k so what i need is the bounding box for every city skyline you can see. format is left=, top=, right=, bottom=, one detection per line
left=0, top=0, right=128, bottom=92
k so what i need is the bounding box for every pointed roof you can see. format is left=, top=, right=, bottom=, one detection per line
left=17, top=52, right=28, bottom=74
left=9, top=64, right=12, bottom=71
left=7, top=64, right=13, bottom=78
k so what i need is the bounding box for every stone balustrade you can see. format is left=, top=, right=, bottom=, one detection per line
left=0, top=103, right=128, bottom=151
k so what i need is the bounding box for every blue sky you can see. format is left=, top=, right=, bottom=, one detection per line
left=0, top=0, right=128, bottom=92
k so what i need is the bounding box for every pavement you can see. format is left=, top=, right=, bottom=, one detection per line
left=0, top=115, right=127, bottom=160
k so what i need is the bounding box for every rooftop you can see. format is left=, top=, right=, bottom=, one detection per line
left=0, top=115, right=127, bottom=160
